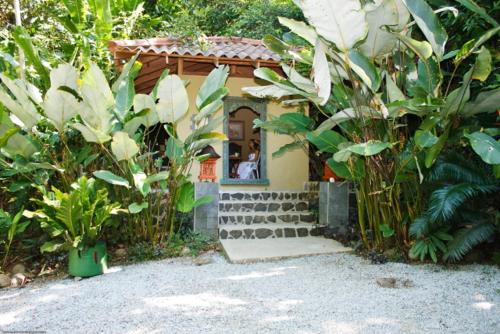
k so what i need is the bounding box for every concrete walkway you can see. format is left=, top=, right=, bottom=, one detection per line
left=221, top=237, right=351, bottom=263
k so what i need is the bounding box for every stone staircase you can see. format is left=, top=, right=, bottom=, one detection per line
left=218, top=191, right=324, bottom=240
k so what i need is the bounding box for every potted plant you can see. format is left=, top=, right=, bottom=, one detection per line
left=26, top=176, right=120, bottom=277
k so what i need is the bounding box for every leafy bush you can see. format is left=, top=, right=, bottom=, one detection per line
left=25, top=176, right=120, bottom=253
left=410, top=154, right=499, bottom=262
left=243, top=0, right=499, bottom=257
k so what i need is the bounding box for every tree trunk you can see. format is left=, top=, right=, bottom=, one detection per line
left=13, top=0, right=25, bottom=80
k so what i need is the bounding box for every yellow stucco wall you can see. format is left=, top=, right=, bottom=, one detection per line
left=177, top=74, right=309, bottom=191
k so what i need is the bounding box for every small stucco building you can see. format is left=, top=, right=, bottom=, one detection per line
left=109, top=37, right=309, bottom=191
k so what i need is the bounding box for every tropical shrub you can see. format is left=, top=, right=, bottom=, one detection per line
left=25, top=176, right=120, bottom=253
left=409, top=153, right=499, bottom=262
left=0, top=55, right=229, bottom=250
left=243, top=0, right=499, bottom=257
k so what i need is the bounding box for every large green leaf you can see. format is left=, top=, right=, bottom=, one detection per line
left=252, top=67, right=320, bottom=103
left=145, top=171, right=169, bottom=184
left=12, top=27, right=50, bottom=89
left=313, top=106, right=382, bottom=135
left=462, top=89, right=500, bottom=117
left=156, top=75, right=189, bottom=123
left=0, top=122, right=37, bottom=158
left=416, top=57, right=442, bottom=96
left=166, top=136, right=184, bottom=163
left=111, top=132, right=139, bottom=161
left=471, top=47, right=491, bottom=81
left=415, top=130, right=438, bottom=148
left=44, top=89, right=80, bottom=132
left=385, top=73, right=406, bottom=102
left=196, top=66, right=229, bottom=110
left=348, top=49, right=381, bottom=92
left=263, top=34, right=290, bottom=55
left=345, top=140, right=392, bottom=156
left=176, top=182, right=195, bottom=213
left=360, top=0, right=410, bottom=59
left=402, top=0, right=448, bottom=59
left=50, top=63, right=79, bottom=91
left=306, top=130, right=347, bottom=153
left=280, top=113, right=314, bottom=133
left=313, top=39, right=331, bottom=105
left=327, top=157, right=364, bottom=180
left=277, top=17, right=318, bottom=45
left=129, top=161, right=150, bottom=197
left=40, top=241, right=66, bottom=253
left=424, top=130, right=449, bottom=168
left=113, top=55, right=142, bottom=121
left=80, top=62, right=115, bottom=118
left=297, top=0, right=368, bottom=51
left=128, top=202, right=148, bottom=214
left=93, top=170, right=130, bottom=188
left=242, top=85, right=295, bottom=99
left=392, top=33, right=433, bottom=60
left=77, top=64, right=115, bottom=141
left=465, top=132, right=500, bottom=165
left=0, top=74, right=41, bottom=128
left=273, top=141, right=304, bottom=158
left=72, top=123, right=111, bottom=143
left=133, top=93, right=158, bottom=127
left=282, top=64, right=316, bottom=94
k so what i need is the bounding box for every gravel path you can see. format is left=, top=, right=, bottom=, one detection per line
left=0, top=252, right=499, bottom=334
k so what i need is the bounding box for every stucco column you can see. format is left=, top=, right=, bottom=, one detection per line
left=319, top=182, right=352, bottom=237
left=193, top=182, right=219, bottom=239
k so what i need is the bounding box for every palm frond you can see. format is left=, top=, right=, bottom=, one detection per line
left=444, top=222, right=496, bottom=262
left=409, top=215, right=431, bottom=238
left=429, top=153, right=493, bottom=185
left=427, top=183, right=498, bottom=222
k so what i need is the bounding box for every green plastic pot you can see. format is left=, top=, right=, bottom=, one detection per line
left=68, top=241, right=108, bottom=277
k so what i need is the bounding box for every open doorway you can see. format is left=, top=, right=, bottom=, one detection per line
left=227, top=107, right=261, bottom=180
left=222, top=97, right=268, bottom=185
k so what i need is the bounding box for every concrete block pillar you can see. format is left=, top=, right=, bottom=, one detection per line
left=319, top=182, right=351, bottom=237
left=193, top=182, right=219, bottom=239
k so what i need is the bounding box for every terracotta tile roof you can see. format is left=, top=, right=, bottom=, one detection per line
left=109, top=37, right=280, bottom=62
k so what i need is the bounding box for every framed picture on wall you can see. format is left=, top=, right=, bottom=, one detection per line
left=228, top=121, right=245, bottom=140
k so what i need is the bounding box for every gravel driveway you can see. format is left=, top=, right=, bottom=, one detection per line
left=0, top=252, right=499, bottom=334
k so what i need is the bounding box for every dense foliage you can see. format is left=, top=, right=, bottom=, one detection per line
left=244, top=0, right=499, bottom=262
left=0, top=0, right=499, bottom=275
left=0, top=45, right=229, bottom=271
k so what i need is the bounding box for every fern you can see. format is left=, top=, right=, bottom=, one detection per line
left=444, top=222, right=496, bottom=262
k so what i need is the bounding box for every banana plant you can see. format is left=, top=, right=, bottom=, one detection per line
left=243, top=0, right=499, bottom=252
left=92, top=65, right=230, bottom=242
left=0, top=54, right=229, bottom=244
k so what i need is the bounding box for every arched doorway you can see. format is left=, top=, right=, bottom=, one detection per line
left=222, top=97, right=269, bottom=185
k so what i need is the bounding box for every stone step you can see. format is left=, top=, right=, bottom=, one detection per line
left=221, top=237, right=351, bottom=263
left=219, top=223, right=325, bottom=240
left=219, top=201, right=310, bottom=213
left=219, top=191, right=317, bottom=202
left=218, top=212, right=317, bottom=225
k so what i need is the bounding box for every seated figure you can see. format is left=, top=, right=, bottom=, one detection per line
left=237, top=139, right=260, bottom=179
